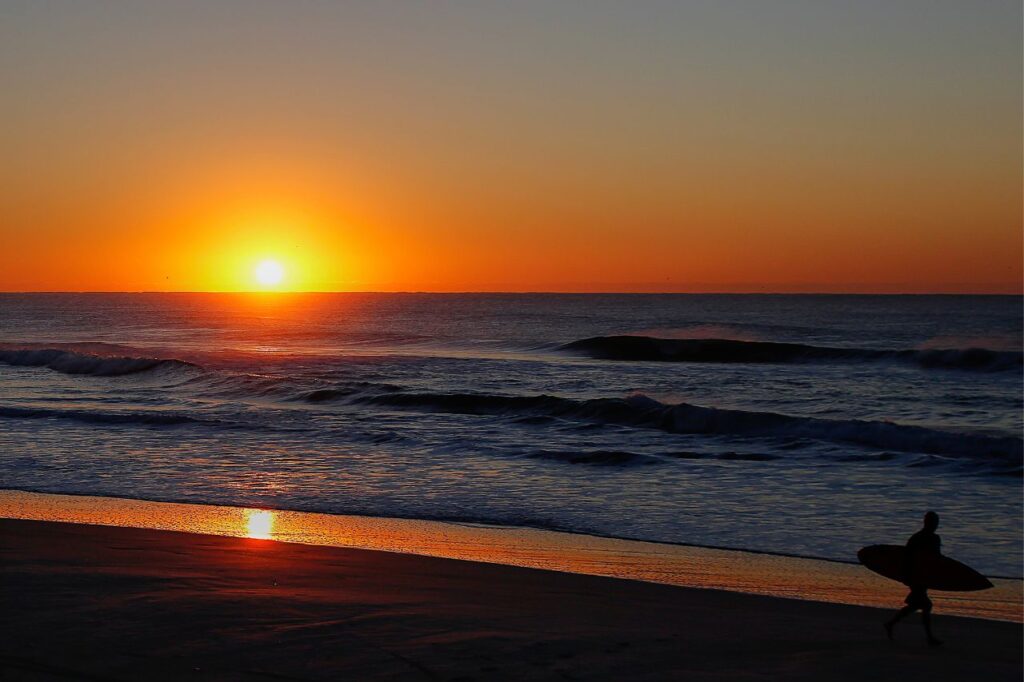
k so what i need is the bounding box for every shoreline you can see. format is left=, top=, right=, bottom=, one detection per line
left=1, top=485, right=923, bottom=568
left=2, top=517, right=1021, bottom=681
left=3, top=489, right=1021, bottom=623
left=6, top=486, right=1021, bottom=580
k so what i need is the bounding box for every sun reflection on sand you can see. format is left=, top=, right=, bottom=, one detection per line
left=246, top=510, right=275, bottom=539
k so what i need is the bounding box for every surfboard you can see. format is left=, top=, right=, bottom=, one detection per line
left=857, top=544, right=993, bottom=592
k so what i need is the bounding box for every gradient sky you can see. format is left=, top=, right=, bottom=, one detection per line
left=1, top=1, right=1020, bottom=292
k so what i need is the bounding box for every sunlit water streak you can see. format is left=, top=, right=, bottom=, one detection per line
left=2, top=490, right=1019, bottom=623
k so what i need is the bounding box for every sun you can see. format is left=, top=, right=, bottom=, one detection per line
left=254, top=259, right=285, bottom=288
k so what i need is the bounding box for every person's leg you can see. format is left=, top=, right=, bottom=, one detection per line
left=884, top=604, right=916, bottom=639
left=921, top=598, right=942, bottom=646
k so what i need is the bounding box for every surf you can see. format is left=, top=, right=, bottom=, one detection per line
left=0, top=347, right=199, bottom=377
left=346, top=390, right=1023, bottom=461
left=561, top=336, right=1023, bottom=372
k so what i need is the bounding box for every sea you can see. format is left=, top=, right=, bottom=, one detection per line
left=1, top=293, right=1021, bottom=576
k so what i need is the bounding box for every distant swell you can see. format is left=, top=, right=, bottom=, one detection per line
left=562, top=336, right=1022, bottom=372
left=0, top=348, right=198, bottom=377
left=527, top=450, right=659, bottom=466
left=355, top=391, right=1022, bottom=461
left=525, top=449, right=781, bottom=466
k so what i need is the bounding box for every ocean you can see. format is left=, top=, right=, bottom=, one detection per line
left=1, top=293, right=1020, bottom=576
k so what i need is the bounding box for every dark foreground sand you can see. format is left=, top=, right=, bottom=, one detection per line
left=1, top=519, right=1020, bottom=681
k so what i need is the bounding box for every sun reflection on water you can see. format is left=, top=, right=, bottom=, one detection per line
left=1, top=490, right=1019, bottom=623
left=246, top=509, right=275, bottom=539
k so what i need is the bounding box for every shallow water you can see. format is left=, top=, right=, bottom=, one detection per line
left=0, top=293, right=1020, bottom=575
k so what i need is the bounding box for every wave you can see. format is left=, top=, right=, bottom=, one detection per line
left=353, top=391, right=1022, bottom=461
left=298, top=382, right=405, bottom=403
left=526, top=450, right=659, bottom=466
left=0, top=348, right=199, bottom=377
left=561, top=336, right=1023, bottom=372
left=525, top=449, right=782, bottom=466
left=0, top=405, right=203, bottom=427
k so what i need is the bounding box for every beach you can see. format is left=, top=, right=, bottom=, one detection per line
left=1, top=295, right=1022, bottom=680
left=2, top=518, right=1020, bottom=681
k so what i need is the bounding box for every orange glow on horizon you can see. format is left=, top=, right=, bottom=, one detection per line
left=1, top=180, right=1019, bottom=293
left=0, top=146, right=1019, bottom=294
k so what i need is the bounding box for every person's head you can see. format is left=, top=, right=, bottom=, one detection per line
left=923, top=511, right=939, bottom=531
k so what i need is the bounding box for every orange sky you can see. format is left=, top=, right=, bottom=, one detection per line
left=1, top=3, right=1020, bottom=293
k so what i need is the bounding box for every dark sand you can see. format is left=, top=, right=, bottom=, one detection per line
left=1, top=519, right=1020, bottom=681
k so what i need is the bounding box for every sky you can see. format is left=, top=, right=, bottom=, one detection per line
left=1, top=1, right=1020, bottom=293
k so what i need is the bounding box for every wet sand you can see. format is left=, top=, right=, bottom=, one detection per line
left=1, top=519, right=1020, bottom=681
left=4, top=490, right=1020, bottom=623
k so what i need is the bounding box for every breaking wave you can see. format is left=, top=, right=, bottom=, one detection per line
left=0, top=348, right=199, bottom=377
left=353, top=391, right=1022, bottom=461
left=562, top=336, right=1022, bottom=372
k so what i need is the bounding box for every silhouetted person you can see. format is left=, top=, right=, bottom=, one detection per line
left=884, top=511, right=942, bottom=646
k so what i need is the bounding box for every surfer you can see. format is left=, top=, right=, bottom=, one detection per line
left=884, top=511, right=943, bottom=646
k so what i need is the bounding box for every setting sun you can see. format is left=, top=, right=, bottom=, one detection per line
left=254, top=259, right=285, bottom=288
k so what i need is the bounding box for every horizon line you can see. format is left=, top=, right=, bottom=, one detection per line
left=2, top=289, right=1022, bottom=296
